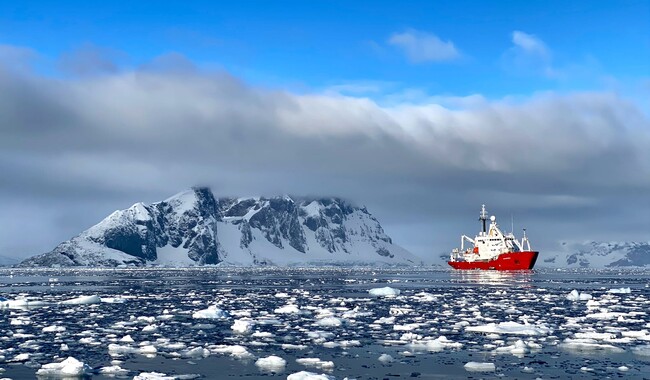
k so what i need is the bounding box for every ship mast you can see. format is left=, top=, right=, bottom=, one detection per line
left=479, top=204, right=488, bottom=235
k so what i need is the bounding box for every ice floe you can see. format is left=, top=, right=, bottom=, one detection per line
left=566, top=289, right=592, bottom=301
left=464, top=362, right=496, bottom=372
left=287, top=371, right=335, bottom=380
left=192, top=305, right=229, bottom=319
left=466, top=321, right=551, bottom=336
left=59, top=295, right=101, bottom=305
left=255, top=355, right=286, bottom=372
left=35, top=357, right=90, bottom=377
left=368, top=287, right=400, bottom=297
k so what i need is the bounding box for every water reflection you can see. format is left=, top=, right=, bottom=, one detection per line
left=450, top=269, right=534, bottom=286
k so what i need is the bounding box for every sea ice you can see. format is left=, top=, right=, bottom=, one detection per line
left=35, top=357, right=90, bottom=377
left=275, top=304, right=301, bottom=314
left=232, top=319, right=254, bottom=334
left=296, top=358, right=335, bottom=370
left=287, top=371, right=336, bottom=380
left=42, top=325, right=66, bottom=333
left=133, top=372, right=176, bottom=380
left=100, top=365, right=130, bottom=376
left=211, top=344, right=253, bottom=359
left=464, top=362, right=496, bottom=372
left=368, top=287, right=400, bottom=297
left=566, top=290, right=592, bottom=301
left=315, top=317, right=343, bottom=327
left=59, top=295, right=101, bottom=305
left=466, top=321, right=551, bottom=336
left=192, top=305, right=229, bottom=319
left=255, top=355, right=286, bottom=371
left=378, top=354, right=394, bottom=363
left=608, top=287, right=631, bottom=294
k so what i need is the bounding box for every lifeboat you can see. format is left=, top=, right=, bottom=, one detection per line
left=448, top=205, right=539, bottom=270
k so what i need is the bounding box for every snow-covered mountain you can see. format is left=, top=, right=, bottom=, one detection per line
left=542, top=241, right=650, bottom=268
left=20, top=188, right=420, bottom=267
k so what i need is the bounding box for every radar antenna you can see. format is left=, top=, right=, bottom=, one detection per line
left=479, top=204, right=488, bottom=234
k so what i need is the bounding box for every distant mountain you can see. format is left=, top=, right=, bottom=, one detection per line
left=542, top=241, right=650, bottom=268
left=20, top=188, right=420, bottom=267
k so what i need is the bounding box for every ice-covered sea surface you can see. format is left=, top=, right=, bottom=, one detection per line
left=1, top=267, right=649, bottom=379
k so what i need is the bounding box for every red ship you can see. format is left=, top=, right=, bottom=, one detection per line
left=448, top=205, right=539, bottom=270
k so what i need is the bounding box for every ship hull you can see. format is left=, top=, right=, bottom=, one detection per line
left=448, top=251, right=538, bottom=270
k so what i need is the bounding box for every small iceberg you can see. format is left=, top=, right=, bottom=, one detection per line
left=59, top=295, right=101, bottom=305
left=464, top=361, right=496, bottom=372
left=368, top=287, right=400, bottom=297
left=35, top=357, right=91, bottom=377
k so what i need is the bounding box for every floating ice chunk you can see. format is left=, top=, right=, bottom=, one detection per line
left=618, top=366, right=629, bottom=371
left=108, top=344, right=158, bottom=356
left=466, top=321, right=551, bottom=336
left=574, top=332, right=616, bottom=340
left=378, top=354, right=394, bottom=363
left=0, top=298, right=48, bottom=309
left=315, top=317, right=342, bottom=327
left=275, top=304, right=301, bottom=314
left=42, top=325, right=66, bottom=333
left=101, top=297, right=127, bottom=303
left=232, top=319, right=254, bottom=334
left=493, top=339, right=527, bottom=356
left=585, top=311, right=627, bottom=320
left=464, top=362, right=496, bottom=372
left=400, top=332, right=422, bottom=342
left=133, top=372, right=176, bottom=380
left=296, top=358, right=334, bottom=370
left=142, top=324, right=158, bottom=333
left=100, top=365, right=129, bottom=376
left=35, top=357, right=91, bottom=377
left=255, top=355, right=286, bottom=372
left=287, top=371, right=335, bottom=380
left=389, top=307, right=412, bottom=316
left=373, top=316, right=395, bottom=324
left=608, top=287, right=631, bottom=294
left=425, top=336, right=463, bottom=352
left=183, top=347, right=210, bottom=358
left=560, top=338, right=624, bottom=353
left=632, top=345, right=650, bottom=356
left=192, top=305, right=229, bottom=319
left=120, top=335, right=134, bottom=343
left=211, top=344, right=253, bottom=359
left=59, top=295, right=101, bottom=305
left=566, top=290, right=592, bottom=301
left=11, top=353, right=30, bottom=362
left=282, top=344, right=308, bottom=350
left=369, top=287, right=400, bottom=297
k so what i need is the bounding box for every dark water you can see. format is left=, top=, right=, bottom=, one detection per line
left=1, top=267, right=649, bottom=379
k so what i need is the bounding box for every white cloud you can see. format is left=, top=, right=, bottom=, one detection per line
left=388, top=29, right=460, bottom=63
left=0, top=51, right=649, bottom=259
left=512, top=31, right=549, bottom=58
left=505, top=31, right=558, bottom=78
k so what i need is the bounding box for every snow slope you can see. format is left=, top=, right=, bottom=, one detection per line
left=541, top=241, right=650, bottom=268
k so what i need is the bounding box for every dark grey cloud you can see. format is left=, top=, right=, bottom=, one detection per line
left=0, top=50, right=648, bottom=262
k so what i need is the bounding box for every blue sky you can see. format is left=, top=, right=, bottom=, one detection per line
left=2, top=0, right=648, bottom=98
left=0, top=1, right=649, bottom=262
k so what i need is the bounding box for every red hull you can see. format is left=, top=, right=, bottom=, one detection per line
left=448, top=251, right=539, bottom=270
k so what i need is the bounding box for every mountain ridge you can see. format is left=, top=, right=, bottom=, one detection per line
left=20, top=187, right=420, bottom=267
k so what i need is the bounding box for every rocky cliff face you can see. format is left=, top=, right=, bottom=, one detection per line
left=20, top=188, right=419, bottom=267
